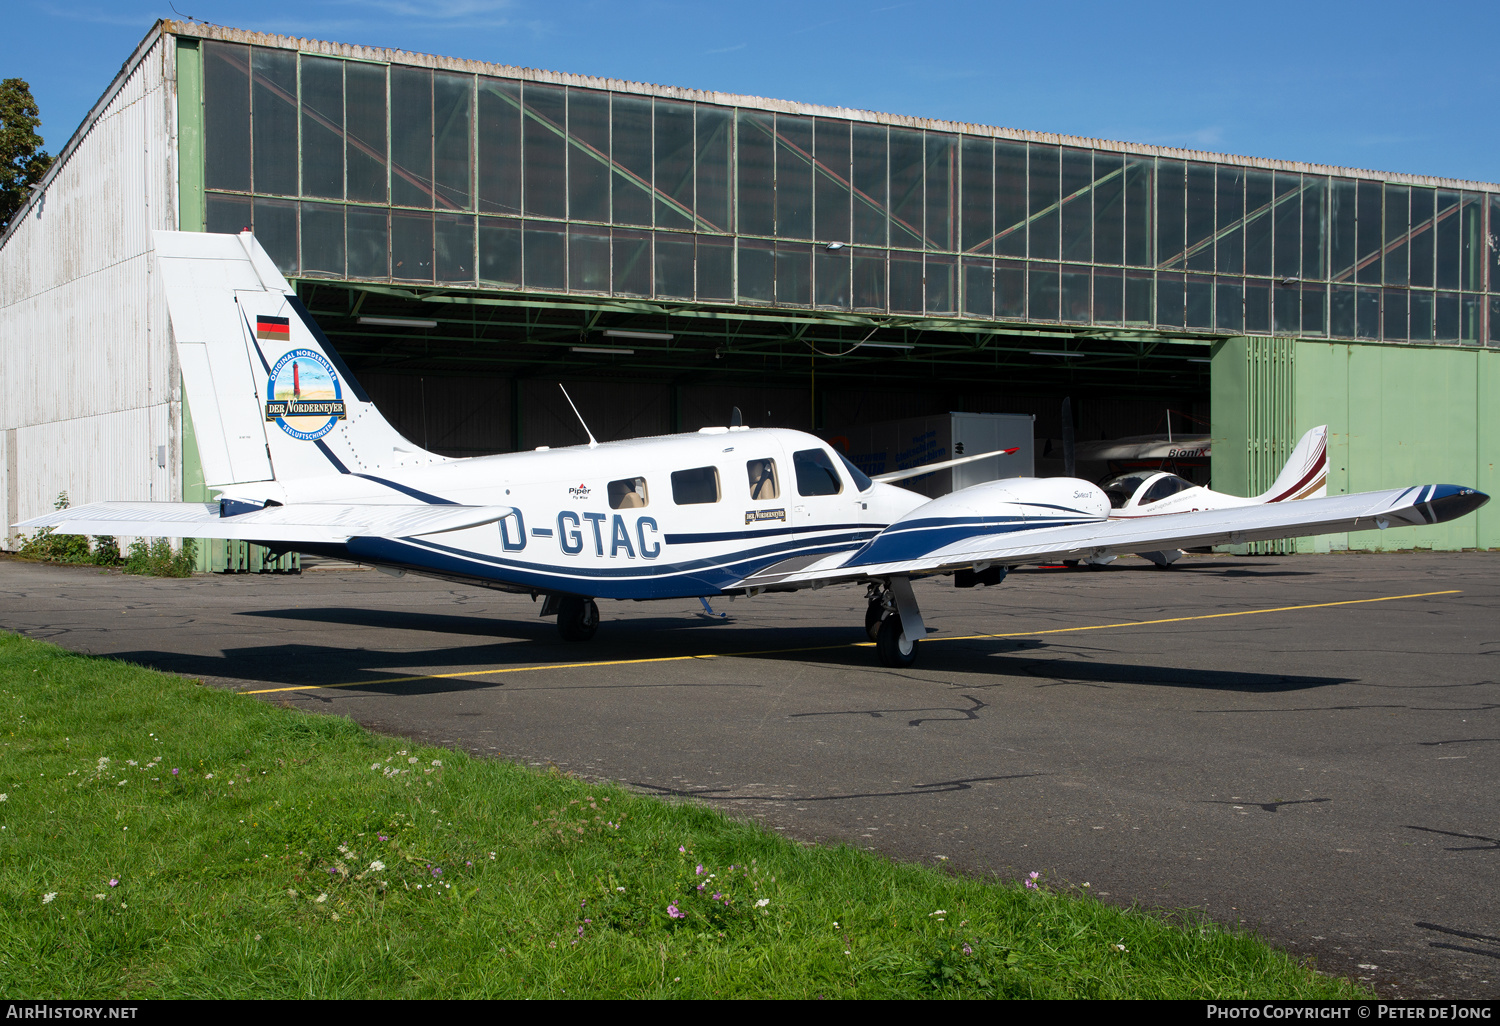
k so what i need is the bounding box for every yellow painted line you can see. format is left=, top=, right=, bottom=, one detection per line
left=237, top=588, right=1461, bottom=696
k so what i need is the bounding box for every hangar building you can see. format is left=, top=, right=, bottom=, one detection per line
left=2, top=20, right=1496, bottom=567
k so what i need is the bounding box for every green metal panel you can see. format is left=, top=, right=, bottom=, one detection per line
left=1291, top=343, right=1350, bottom=552
left=1209, top=337, right=1251, bottom=497
left=1211, top=336, right=1296, bottom=554
left=175, top=37, right=205, bottom=233
left=1478, top=352, right=1500, bottom=547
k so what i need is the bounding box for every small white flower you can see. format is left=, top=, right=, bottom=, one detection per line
left=95, top=894, right=106, bottom=900
left=755, top=898, right=770, bottom=907
left=431, top=759, right=442, bottom=767
left=315, top=894, right=327, bottom=903
left=928, top=910, right=947, bottom=917
left=42, top=892, right=56, bottom=904
left=204, top=773, right=213, bottom=779
left=408, top=757, right=418, bottom=764
left=369, top=860, right=385, bottom=872
left=0, top=794, right=7, bottom=802
left=371, top=763, right=381, bottom=771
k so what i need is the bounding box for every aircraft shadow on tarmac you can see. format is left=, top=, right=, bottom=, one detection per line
left=237, top=605, right=759, bottom=640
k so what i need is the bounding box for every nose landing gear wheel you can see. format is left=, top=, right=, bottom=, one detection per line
left=557, top=596, right=599, bottom=641
left=875, top=614, right=918, bottom=668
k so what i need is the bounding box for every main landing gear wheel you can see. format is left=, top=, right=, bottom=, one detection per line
left=557, top=596, right=599, bottom=642
left=875, top=614, right=918, bottom=668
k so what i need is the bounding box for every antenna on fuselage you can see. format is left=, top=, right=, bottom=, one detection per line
left=731, top=406, right=743, bottom=427
left=559, top=384, right=599, bottom=449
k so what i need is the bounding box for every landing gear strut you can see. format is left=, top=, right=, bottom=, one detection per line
left=867, top=576, right=925, bottom=668
left=555, top=595, right=599, bottom=642
left=864, top=582, right=890, bottom=641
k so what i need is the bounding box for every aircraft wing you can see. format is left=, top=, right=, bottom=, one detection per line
left=737, top=484, right=1487, bottom=588
left=14, top=501, right=516, bottom=544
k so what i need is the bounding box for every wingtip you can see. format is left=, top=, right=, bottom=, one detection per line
left=1425, top=485, right=1489, bottom=524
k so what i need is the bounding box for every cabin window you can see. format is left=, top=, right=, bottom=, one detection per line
left=1140, top=475, right=1193, bottom=505
left=608, top=477, right=649, bottom=509
left=671, top=466, right=721, bottom=505
left=746, top=459, right=780, bottom=500
left=793, top=448, right=843, bottom=496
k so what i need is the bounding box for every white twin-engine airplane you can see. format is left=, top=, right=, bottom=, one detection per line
left=19, top=232, right=1490, bottom=668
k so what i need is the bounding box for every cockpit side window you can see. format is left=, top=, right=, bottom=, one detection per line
left=671, top=466, right=721, bottom=505
left=1140, top=474, right=1194, bottom=505
left=793, top=448, right=843, bottom=496
left=746, top=459, right=780, bottom=500
left=608, top=477, right=649, bottom=509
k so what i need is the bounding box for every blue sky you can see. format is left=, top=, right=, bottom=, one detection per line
left=5, top=0, right=1496, bottom=183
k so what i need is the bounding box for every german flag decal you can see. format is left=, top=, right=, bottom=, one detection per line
left=256, top=316, right=291, bottom=341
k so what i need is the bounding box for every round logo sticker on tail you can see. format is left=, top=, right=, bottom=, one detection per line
left=264, top=349, right=347, bottom=441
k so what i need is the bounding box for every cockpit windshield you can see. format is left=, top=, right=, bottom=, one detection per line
left=1099, top=472, right=1154, bottom=509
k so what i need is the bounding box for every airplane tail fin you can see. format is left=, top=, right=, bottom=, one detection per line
left=1254, top=425, right=1329, bottom=503
left=154, top=231, right=444, bottom=489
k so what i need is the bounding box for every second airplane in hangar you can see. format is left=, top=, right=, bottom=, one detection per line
left=20, top=232, right=1490, bottom=668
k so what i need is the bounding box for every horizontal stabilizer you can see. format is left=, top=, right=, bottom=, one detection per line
left=15, top=501, right=516, bottom=544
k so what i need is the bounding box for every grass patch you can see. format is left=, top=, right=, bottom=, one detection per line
left=0, top=631, right=1366, bottom=999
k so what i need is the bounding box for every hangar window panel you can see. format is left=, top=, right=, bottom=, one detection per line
left=960, top=137, right=992, bottom=255
left=737, top=238, right=775, bottom=303
left=477, top=79, right=521, bottom=216
left=997, top=259, right=1026, bottom=319
left=1093, top=267, right=1123, bottom=324
left=695, top=107, right=733, bottom=233
left=1383, top=289, right=1408, bottom=341
left=815, top=119, right=852, bottom=245
left=1356, top=288, right=1380, bottom=339
left=1183, top=163, right=1214, bottom=272
left=815, top=248, right=851, bottom=309
left=348, top=206, right=389, bottom=278
left=1329, top=179, right=1357, bottom=282
left=432, top=73, right=471, bottom=210
left=1185, top=274, right=1213, bottom=329
left=1459, top=194, right=1482, bottom=292
left=655, top=101, right=695, bottom=231
left=1028, top=144, right=1060, bottom=261
left=1409, top=188, right=1436, bottom=288
left=888, top=129, right=925, bottom=249
left=1059, top=148, right=1092, bottom=263
left=1273, top=173, right=1301, bottom=279
left=435, top=213, right=475, bottom=283
left=1244, top=279, right=1270, bottom=334
left=300, top=201, right=345, bottom=277
left=522, top=84, right=566, bottom=219
left=391, top=210, right=434, bottom=282
left=523, top=220, right=566, bottom=290
left=1123, top=158, right=1153, bottom=268
left=1409, top=290, right=1433, bottom=342
left=994, top=141, right=1027, bottom=258
left=567, top=89, right=610, bottom=224
left=738, top=113, right=776, bottom=238
left=852, top=248, right=886, bottom=311
left=1124, top=269, right=1152, bottom=324
left=1435, top=291, right=1459, bottom=342
left=609, top=478, right=650, bottom=509
left=1489, top=297, right=1500, bottom=344
left=696, top=234, right=734, bottom=301
left=1301, top=283, right=1326, bottom=336
left=206, top=193, right=251, bottom=234
left=776, top=115, right=814, bottom=241
left=925, top=134, right=955, bottom=251
left=300, top=57, right=345, bottom=201
left=1330, top=285, right=1356, bottom=338
left=345, top=62, right=388, bottom=205
left=671, top=466, right=720, bottom=505
left=390, top=66, right=433, bottom=208
left=613, top=228, right=652, bottom=297
left=203, top=42, right=251, bottom=193
left=250, top=48, right=298, bottom=197
left=1216, top=279, right=1243, bottom=332
left=1382, top=184, right=1409, bottom=286
left=746, top=460, right=779, bottom=500
left=1156, top=271, right=1184, bottom=328
left=793, top=449, right=843, bottom=496
left=1302, top=178, right=1326, bottom=282
left=610, top=95, right=653, bottom=228
left=1491, top=197, right=1500, bottom=292
left=1213, top=167, right=1244, bottom=274
left=1060, top=265, right=1090, bottom=323
left=252, top=197, right=298, bottom=274
left=851, top=123, right=888, bottom=246
left=1460, top=294, right=1480, bottom=344
left=776, top=242, right=812, bottom=306
left=1435, top=191, right=1460, bottom=290
left=889, top=250, right=923, bottom=313
left=568, top=226, right=610, bottom=292
left=1092, top=152, right=1124, bottom=267
left=1355, top=181, right=1383, bottom=285
left=963, top=257, right=994, bottom=318
left=477, top=215, right=521, bottom=287
left=927, top=254, right=956, bottom=314
left=1156, top=160, right=1185, bottom=269
left=1244, top=171, right=1273, bottom=277
left=1273, top=283, right=1299, bottom=335
left=655, top=233, right=694, bottom=300
left=1028, top=263, right=1060, bottom=321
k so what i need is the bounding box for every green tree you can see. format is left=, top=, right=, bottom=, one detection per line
left=1, top=78, right=52, bottom=234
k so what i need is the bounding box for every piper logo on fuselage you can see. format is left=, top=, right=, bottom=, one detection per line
left=568, top=484, right=591, bottom=500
